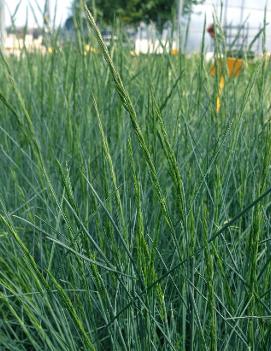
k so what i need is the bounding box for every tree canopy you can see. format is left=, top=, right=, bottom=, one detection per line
left=72, top=0, right=203, bottom=27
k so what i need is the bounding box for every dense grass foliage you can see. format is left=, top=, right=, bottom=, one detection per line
left=1, top=25, right=271, bottom=350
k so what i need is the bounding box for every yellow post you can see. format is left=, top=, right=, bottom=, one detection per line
left=216, top=76, right=225, bottom=113
left=210, top=57, right=244, bottom=113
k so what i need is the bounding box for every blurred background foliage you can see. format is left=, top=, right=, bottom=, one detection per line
left=72, top=0, right=204, bottom=29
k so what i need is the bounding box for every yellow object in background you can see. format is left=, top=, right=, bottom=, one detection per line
left=84, top=44, right=98, bottom=55
left=210, top=57, right=244, bottom=78
left=226, top=57, right=243, bottom=77
left=210, top=57, right=244, bottom=112
left=170, top=48, right=179, bottom=56
left=84, top=44, right=91, bottom=53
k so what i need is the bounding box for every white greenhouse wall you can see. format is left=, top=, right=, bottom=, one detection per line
left=185, top=0, right=271, bottom=53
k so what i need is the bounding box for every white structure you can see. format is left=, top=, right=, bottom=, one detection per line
left=0, top=0, right=5, bottom=49
left=134, top=22, right=177, bottom=55
left=184, top=0, right=271, bottom=53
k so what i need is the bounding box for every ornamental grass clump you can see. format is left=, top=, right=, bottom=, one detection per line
left=0, top=9, right=271, bottom=351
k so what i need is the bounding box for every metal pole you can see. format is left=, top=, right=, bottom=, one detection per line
left=0, top=0, right=5, bottom=50
left=224, top=0, right=229, bottom=26
left=240, top=0, right=245, bottom=24
left=239, top=0, right=245, bottom=48
left=178, top=0, right=184, bottom=51
left=44, top=0, right=51, bottom=29
left=43, top=0, right=51, bottom=48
